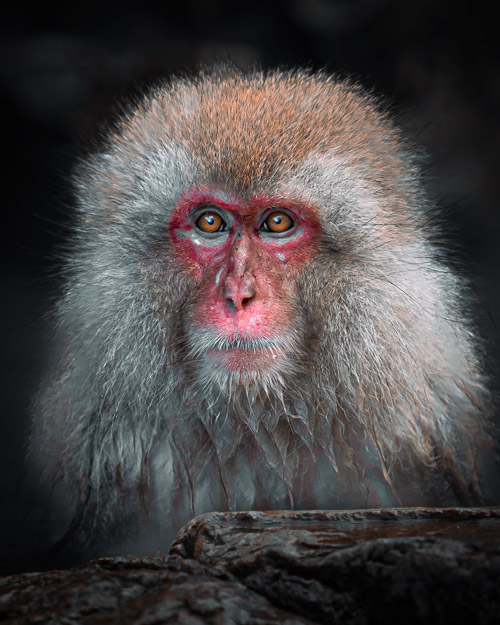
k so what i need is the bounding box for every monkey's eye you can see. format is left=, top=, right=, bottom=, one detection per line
left=261, top=211, right=294, bottom=233
left=196, top=211, right=226, bottom=233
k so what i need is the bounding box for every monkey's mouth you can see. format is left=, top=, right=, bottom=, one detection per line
left=206, top=343, right=281, bottom=372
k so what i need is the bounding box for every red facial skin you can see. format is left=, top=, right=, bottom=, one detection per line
left=169, top=187, right=320, bottom=371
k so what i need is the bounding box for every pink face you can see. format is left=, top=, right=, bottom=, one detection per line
left=169, top=187, right=320, bottom=376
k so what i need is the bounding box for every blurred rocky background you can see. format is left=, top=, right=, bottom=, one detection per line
left=1, top=0, right=499, bottom=570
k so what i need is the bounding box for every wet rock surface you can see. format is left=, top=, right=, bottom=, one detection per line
left=1, top=507, right=500, bottom=624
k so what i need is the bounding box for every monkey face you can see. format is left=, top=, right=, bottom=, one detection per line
left=168, top=186, right=320, bottom=390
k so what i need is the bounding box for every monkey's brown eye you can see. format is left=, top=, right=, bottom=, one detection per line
left=263, top=211, right=293, bottom=233
left=196, top=211, right=225, bottom=233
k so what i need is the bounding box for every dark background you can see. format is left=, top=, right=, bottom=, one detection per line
left=1, top=0, right=499, bottom=566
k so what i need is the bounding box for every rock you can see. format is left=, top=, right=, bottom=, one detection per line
left=1, top=507, right=499, bottom=624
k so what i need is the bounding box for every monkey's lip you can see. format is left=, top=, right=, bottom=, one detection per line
left=206, top=346, right=280, bottom=371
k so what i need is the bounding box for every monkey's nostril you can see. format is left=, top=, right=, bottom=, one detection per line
left=225, top=295, right=253, bottom=312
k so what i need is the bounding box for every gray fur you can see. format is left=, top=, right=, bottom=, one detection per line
left=29, top=68, right=497, bottom=561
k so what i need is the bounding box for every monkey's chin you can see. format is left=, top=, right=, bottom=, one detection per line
left=206, top=347, right=281, bottom=375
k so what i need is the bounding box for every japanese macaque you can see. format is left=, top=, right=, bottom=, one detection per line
left=29, top=66, right=498, bottom=563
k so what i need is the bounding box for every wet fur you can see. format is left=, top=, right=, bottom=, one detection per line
left=30, top=67, right=497, bottom=561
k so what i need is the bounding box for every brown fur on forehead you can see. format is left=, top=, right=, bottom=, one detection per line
left=129, top=68, right=408, bottom=193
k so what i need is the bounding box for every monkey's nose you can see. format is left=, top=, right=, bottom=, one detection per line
left=223, top=274, right=256, bottom=311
